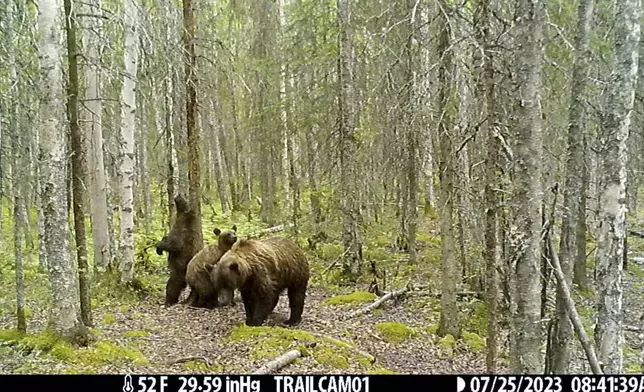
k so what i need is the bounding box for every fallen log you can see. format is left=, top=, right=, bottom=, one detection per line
left=546, top=231, right=603, bottom=375
left=406, top=290, right=482, bottom=298
left=344, top=285, right=410, bottom=319
left=252, top=342, right=316, bottom=374
left=246, top=223, right=294, bottom=239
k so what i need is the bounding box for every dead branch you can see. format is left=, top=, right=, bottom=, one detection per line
left=252, top=342, right=316, bottom=374
left=406, top=290, right=482, bottom=298
left=344, top=285, right=410, bottom=319
left=246, top=223, right=294, bottom=239
left=546, top=231, right=603, bottom=375
left=628, top=229, right=644, bottom=238
left=168, top=356, right=212, bottom=367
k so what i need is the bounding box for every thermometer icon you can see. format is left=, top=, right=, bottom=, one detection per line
left=123, top=374, right=134, bottom=392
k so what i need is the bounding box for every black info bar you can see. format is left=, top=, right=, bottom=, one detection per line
left=1, top=374, right=644, bottom=392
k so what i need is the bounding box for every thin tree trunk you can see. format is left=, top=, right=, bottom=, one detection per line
left=37, top=0, right=88, bottom=343
left=436, top=0, right=460, bottom=339
left=552, top=0, right=594, bottom=373
left=164, top=76, right=176, bottom=229
left=119, top=0, right=139, bottom=283
left=337, top=0, right=362, bottom=279
left=7, top=0, right=25, bottom=332
left=183, top=0, right=203, bottom=236
left=65, top=0, right=92, bottom=327
left=208, top=98, right=228, bottom=213
left=509, top=0, right=544, bottom=374
left=595, top=0, right=641, bottom=374
left=474, top=0, right=499, bottom=372
left=139, top=92, right=151, bottom=234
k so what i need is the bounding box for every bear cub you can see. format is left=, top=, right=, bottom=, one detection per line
left=185, top=225, right=238, bottom=309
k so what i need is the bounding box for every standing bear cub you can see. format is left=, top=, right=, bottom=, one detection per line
left=155, top=195, right=204, bottom=306
left=212, top=237, right=310, bottom=326
left=185, top=226, right=238, bottom=309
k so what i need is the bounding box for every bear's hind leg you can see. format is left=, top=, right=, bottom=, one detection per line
left=165, top=272, right=187, bottom=306
left=284, top=284, right=307, bottom=326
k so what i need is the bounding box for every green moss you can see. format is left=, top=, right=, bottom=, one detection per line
left=438, top=334, right=457, bottom=357
left=228, top=324, right=374, bottom=371
left=425, top=324, right=439, bottom=335
left=124, top=330, right=150, bottom=338
left=325, top=291, right=376, bottom=306
left=375, top=322, right=415, bottom=344
left=63, top=367, right=98, bottom=374
left=312, top=345, right=349, bottom=369
left=74, top=341, right=149, bottom=366
left=103, top=313, right=116, bottom=325
left=0, top=329, right=25, bottom=343
left=462, top=331, right=486, bottom=353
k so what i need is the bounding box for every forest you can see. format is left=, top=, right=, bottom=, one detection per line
left=0, top=0, right=642, bottom=376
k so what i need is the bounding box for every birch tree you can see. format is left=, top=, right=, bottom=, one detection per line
left=594, top=0, right=641, bottom=374
left=119, top=0, right=139, bottom=283
left=83, top=0, right=112, bottom=272
left=37, top=0, right=88, bottom=343
left=509, top=0, right=544, bottom=374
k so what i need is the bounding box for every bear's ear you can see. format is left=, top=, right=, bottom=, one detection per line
left=214, top=228, right=221, bottom=236
left=232, top=225, right=237, bottom=232
left=229, top=261, right=239, bottom=271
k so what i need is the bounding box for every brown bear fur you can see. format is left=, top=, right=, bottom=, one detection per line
left=185, top=226, right=238, bottom=309
left=155, top=195, right=204, bottom=306
left=211, top=237, right=310, bottom=326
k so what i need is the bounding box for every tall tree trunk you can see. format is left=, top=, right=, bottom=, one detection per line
left=436, top=0, right=460, bottom=339
left=509, top=0, right=544, bottom=374
left=37, top=0, right=88, bottom=343
left=7, top=0, right=26, bottom=332
left=139, top=93, right=151, bottom=234
left=595, top=0, right=641, bottom=374
left=337, top=0, right=362, bottom=279
left=552, top=0, right=594, bottom=373
left=119, top=0, right=139, bottom=283
left=83, top=0, right=112, bottom=272
left=65, top=0, right=92, bottom=327
left=183, top=0, right=203, bottom=235
left=475, top=0, right=500, bottom=372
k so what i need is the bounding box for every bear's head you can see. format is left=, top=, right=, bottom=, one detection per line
left=214, top=225, right=238, bottom=251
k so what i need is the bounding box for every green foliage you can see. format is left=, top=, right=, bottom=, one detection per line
left=183, top=360, right=223, bottom=373
left=316, top=243, right=344, bottom=261
left=325, top=291, right=376, bottom=305
left=375, top=322, right=416, bottom=344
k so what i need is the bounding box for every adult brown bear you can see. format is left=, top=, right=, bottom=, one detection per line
left=185, top=226, right=238, bottom=308
left=211, top=237, right=310, bottom=326
left=155, top=195, right=203, bottom=306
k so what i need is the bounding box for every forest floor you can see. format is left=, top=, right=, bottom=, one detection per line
left=1, top=208, right=644, bottom=374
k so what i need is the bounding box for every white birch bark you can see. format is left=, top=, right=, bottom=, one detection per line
left=83, top=0, right=112, bottom=272
left=119, top=0, right=139, bottom=283
left=37, top=0, right=84, bottom=338
left=595, top=0, right=641, bottom=374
